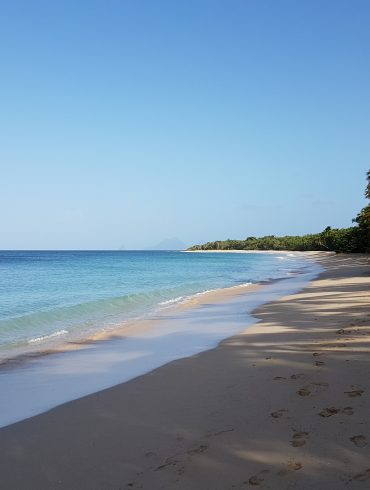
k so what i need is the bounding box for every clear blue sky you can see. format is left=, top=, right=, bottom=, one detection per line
left=1, top=0, right=369, bottom=249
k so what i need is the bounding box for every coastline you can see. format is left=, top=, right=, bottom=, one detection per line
left=0, top=280, right=260, bottom=367
left=0, top=250, right=316, bottom=369
left=184, top=250, right=325, bottom=254
left=0, top=250, right=323, bottom=367
left=0, top=252, right=369, bottom=489
left=184, top=250, right=337, bottom=256
left=0, top=252, right=323, bottom=428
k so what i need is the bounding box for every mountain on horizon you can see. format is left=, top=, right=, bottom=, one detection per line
left=145, top=237, right=187, bottom=250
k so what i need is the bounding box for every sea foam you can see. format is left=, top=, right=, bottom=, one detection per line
left=0, top=256, right=323, bottom=428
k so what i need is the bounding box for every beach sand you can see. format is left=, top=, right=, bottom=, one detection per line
left=0, top=253, right=369, bottom=489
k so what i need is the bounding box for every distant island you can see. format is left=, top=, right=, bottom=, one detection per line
left=188, top=171, right=370, bottom=254
left=145, top=237, right=187, bottom=251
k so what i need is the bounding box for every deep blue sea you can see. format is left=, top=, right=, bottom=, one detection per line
left=0, top=250, right=308, bottom=359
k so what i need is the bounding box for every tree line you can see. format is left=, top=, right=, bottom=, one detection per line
left=188, top=171, right=370, bottom=253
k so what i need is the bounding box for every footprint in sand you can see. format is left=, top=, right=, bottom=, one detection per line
left=287, top=461, right=303, bottom=471
left=248, top=475, right=264, bottom=486
left=297, top=382, right=328, bottom=397
left=352, top=469, right=370, bottom=482
left=345, top=389, right=364, bottom=397
left=342, top=407, right=354, bottom=415
left=271, top=409, right=288, bottom=418
left=315, top=360, right=325, bottom=367
left=187, top=444, right=208, bottom=455
left=277, top=461, right=304, bottom=476
left=337, top=329, right=352, bottom=335
left=273, top=376, right=287, bottom=380
left=297, top=388, right=311, bottom=397
left=350, top=435, right=368, bottom=448
left=291, top=431, right=309, bottom=447
left=247, top=469, right=270, bottom=486
left=290, top=373, right=306, bottom=380
left=318, top=407, right=340, bottom=417
left=319, top=406, right=354, bottom=417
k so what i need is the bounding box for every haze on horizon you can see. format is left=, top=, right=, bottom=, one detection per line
left=1, top=1, right=369, bottom=250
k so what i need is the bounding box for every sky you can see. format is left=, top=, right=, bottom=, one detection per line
left=0, top=0, right=369, bottom=250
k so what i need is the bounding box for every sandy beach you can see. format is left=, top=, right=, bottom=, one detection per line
left=0, top=253, right=369, bottom=489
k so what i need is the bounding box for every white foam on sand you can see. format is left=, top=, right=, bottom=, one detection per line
left=28, top=329, right=69, bottom=344
left=0, top=259, right=323, bottom=428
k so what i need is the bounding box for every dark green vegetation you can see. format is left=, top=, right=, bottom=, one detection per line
left=353, top=170, right=370, bottom=252
left=188, top=171, right=370, bottom=253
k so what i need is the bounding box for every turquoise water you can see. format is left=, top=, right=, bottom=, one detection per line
left=0, top=250, right=323, bottom=427
left=0, top=250, right=308, bottom=358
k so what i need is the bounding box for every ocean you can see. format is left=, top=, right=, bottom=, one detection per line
left=1, top=250, right=310, bottom=360
left=0, top=250, right=323, bottom=427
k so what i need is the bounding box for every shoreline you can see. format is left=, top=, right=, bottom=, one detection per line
left=184, top=249, right=336, bottom=255
left=0, top=252, right=323, bottom=428
left=0, top=279, right=267, bottom=369
left=0, top=250, right=324, bottom=369
left=0, top=253, right=368, bottom=488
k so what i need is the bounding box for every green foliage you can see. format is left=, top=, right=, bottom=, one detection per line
left=188, top=227, right=366, bottom=253
left=353, top=170, right=370, bottom=252
left=188, top=171, right=370, bottom=254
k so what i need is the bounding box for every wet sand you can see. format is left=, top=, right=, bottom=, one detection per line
left=0, top=253, right=369, bottom=489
